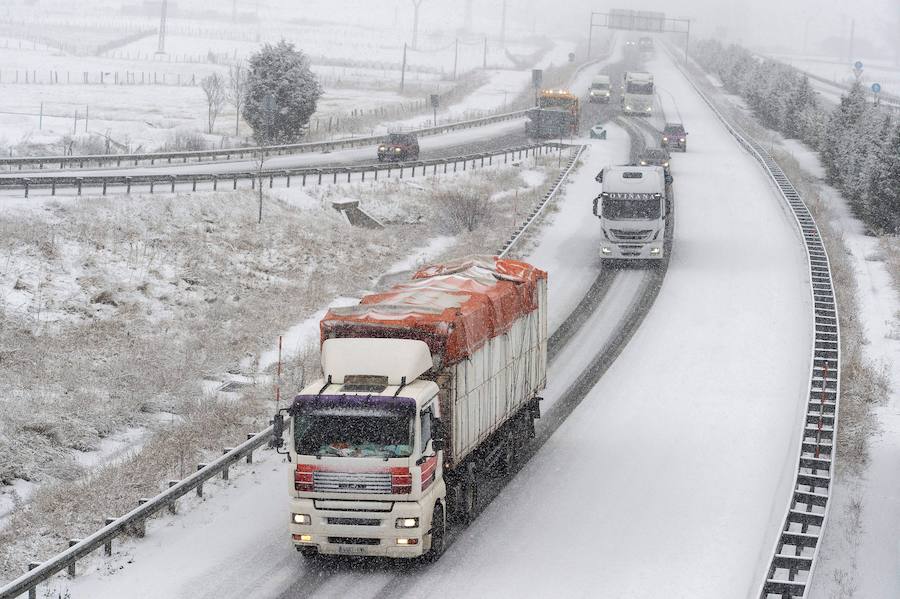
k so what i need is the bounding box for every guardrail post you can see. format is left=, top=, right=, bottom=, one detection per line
left=125, top=177, right=131, bottom=194
left=149, top=181, right=154, bottom=194
left=28, top=562, right=40, bottom=599
left=222, top=448, right=233, bottom=480
left=489, top=155, right=493, bottom=166
left=150, top=158, right=155, bottom=165
left=135, top=499, right=149, bottom=537
left=101, top=181, right=107, bottom=195
left=481, top=156, right=485, bottom=167
left=317, top=171, right=323, bottom=185
left=246, top=433, right=255, bottom=463
left=233, top=176, right=237, bottom=190
left=51, top=180, right=56, bottom=196
left=269, top=175, right=274, bottom=189
left=374, top=168, right=378, bottom=181
left=399, top=166, right=404, bottom=179
left=192, top=179, right=197, bottom=192
left=504, top=151, right=508, bottom=164
left=170, top=177, right=175, bottom=193
left=444, top=162, right=448, bottom=174
left=212, top=175, right=218, bottom=191
left=23, top=180, right=29, bottom=198
left=167, top=481, right=179, bottom=514
left=332, top=171, right=338, bottom=184
left=433, top=164, right=438, bottom=175
left=361, top=170, right=366, bottom=182
left=462, top=160, right=467, bottom=171
left=346, top=170, right=351, bottom=183
left=67, top=540, right=79, bottom=576
left=117, top=157, right=121, bottom=167
left=76, top=178, right=83, bottom=195
left=104, top=518, right=115, bottom=555
left=196, top=463, right=208, bottom=497
left=302, top=172, right=307, bottom=186
left=284, top=171, right=291, bottom=188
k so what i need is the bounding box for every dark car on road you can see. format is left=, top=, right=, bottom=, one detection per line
left=661, top=123, right=688, bottom=152
left=638, top=148, right=672, bottom=180
left=378, top=133, right=420, bottom=162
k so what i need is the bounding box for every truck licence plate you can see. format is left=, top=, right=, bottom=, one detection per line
left=337, top=545, right=369, bottom=556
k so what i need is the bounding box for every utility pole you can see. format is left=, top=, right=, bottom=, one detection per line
left=156, top=0, right=167, bottom=55
left=411, top=0, right=424, bottom=50
left=500, top=0, right=507, bottom=47
left=400, top=42, right=408, bottom=92
left=38, top=101, right=43, bottom=130
left=483, top=36, right=488, bottom=69
left=453, top=37, right=459, bottom=80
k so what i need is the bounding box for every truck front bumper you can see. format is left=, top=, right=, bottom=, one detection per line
left=289, top=498, right=429, bottom=558
left=600, top=241, right=663, bottom=259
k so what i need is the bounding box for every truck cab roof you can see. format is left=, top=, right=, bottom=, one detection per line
left=598, top=165, right=666, bottom=194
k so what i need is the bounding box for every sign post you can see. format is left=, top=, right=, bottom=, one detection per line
left=853, top=60, right=864, bottom=80
left=430, top=94, right=440, bottom=126
left=871, top=82, right=882, bottom=106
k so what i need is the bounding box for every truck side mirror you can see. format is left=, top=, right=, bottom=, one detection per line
left=431, top=417, right=445, bottom=452
left=665, top=174, right=673, bottom=185
left=593, top=196, right=600, bottom=217
left=272, top=414, right=285, bottom=449
left=595, top=170, right=603, bottom=183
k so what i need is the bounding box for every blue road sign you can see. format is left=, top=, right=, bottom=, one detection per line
left=872, top=83, right=882, bottom=93
left=854, top=60, right=864, bottom=70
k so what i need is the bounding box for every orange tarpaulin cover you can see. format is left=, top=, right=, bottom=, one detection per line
left=320, top=256, right=547, bottom=368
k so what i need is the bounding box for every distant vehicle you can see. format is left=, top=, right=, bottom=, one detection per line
left=638, top=37, right=654, bottom=53
left=378, top=133, right=419, bottom=161
left=588, top=75, right=612, bottom=104
left=590, top=124, right=608, bottom=139
left=638, top=148, right=671, bottom=179
left=661, top=123, right=688, bottom=151
left=593, top=165, right=668, bottom=263
left=526, top=89, right=580, bottom=138
left=622, top=72, right=654, bottom=116
left=273, top=256, right=548, bottom=560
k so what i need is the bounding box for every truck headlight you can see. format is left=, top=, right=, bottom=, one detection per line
left=292, top=513, right=311, bottom=525
left=378, top=145, right=386, bottom=151
left=647, top=107, right=652, bottom=112
left=662, top=137, right=668, bottom=141
left=395, top=147, right=402, bottom=153
left=397, top=538, right=419, bottom=545
left=649, top=247, right=661, bottom=255
left=395, top=517, right=419, bottom=529
left=626, top=105, right=631, bottom=110
left=601, top=247, right=612, bottom=254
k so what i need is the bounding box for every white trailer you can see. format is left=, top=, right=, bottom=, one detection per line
left=589, top=74, right=611, bottom=103
left=593, top=165, right=668, bottom=262
left=272, top=256, right=548, bottom=560
left=622, top=71, right=654, bottom=116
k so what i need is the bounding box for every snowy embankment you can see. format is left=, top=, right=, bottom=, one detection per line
left=775, top=138, right=900, bottom=599
left=47, top=120, right=631, bottom=599
left=397, top=50, right=812, bottom=599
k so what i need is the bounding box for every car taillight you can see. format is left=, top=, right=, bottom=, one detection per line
left=295, top=464, right=317, bottom=492
left=391, top=467, right=411, bottom=494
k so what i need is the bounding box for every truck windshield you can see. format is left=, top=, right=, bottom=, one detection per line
left=592, top=83, right=609, bottom=90
left=625, top=82, right=653, bottom=94
left=603, top=198, right=661, bottom=220
left=294, top=407, right=413, bottom=458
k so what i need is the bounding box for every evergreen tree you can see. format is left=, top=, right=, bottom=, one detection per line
left=243, top=40, right=323, bottom=144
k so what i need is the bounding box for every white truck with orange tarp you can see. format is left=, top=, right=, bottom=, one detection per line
left=272, top=256, right=548, bottom=560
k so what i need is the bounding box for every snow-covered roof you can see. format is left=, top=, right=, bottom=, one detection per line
left=601, top=166, right=666, bottom=195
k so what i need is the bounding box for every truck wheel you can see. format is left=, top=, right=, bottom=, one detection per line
left=298, top=546, right=318, bottom=559
left=462, top=464, right=478, bottom=523
left=424, top=504, right=446, bottom=561
left=498, top=431, right=516, bottom=476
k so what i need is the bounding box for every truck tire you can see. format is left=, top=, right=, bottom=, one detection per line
left=449, top=464, right=478, bottom=524
left=498, top=431, right=516, bottom=476
left=424, top=504, right=446, bottom=562
left=298, top=546, right=318, bottom=559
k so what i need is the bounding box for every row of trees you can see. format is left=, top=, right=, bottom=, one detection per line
left=694, top=39, right=900, bottom=234
left=199, top=40, right=323, bottom=145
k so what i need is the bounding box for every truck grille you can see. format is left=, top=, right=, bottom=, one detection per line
left=610, top=229, right=653, bottom=241
left=328, top=537, right=381, bottom=546
left=327, top=517, right=382, bottom=526
left=313, top=471, right=392, bottom=494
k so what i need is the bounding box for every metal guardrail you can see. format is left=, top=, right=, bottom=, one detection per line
left=2, top=143, right=557, bottom=197
left=0, top=109, right=529, bottom=172
left=674, top=50, right=841, bottom=599
left=499, top=144, right=585, bottom=258
left=0, top=428, right=273, bottom=599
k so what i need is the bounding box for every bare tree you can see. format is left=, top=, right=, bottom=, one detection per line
left=200, top=73, right=226, bottom=134
left=434, top=187, right=489, bottom=233
left=226, top=62, right=248, bottom=137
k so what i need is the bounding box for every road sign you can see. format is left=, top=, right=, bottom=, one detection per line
left=854, top=60, right=863, bottom=70
left=430, top=94, right=440, bottom=108
left=872, top=83, right=881, bottom=93
left=532, top=69, right=543, bottom=87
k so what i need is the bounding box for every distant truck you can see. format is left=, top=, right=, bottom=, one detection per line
left=588, top=75, right=612, bottom=104
left=622, top=72, right=654, bottom=116
left=593, top=165, right=668, bottom=262
left=273, top=256, right=548, bottom=560
left=638, top=37, right=654, bottom=53
left=378, top=132, right=419, bottom=162
left=526, top=89, right=580, bottom=138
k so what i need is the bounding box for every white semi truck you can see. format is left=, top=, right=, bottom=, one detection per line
left=622, top=71, right=654, bottom=116
left=593, top=165, right=668, bottom=262
left=588, top=74, right=611, bottom=104
left=272, top=256, right=548, bottom=560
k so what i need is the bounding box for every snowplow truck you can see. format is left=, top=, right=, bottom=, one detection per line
left=526, top=89, right=580, bottom=138
left=272, top=256, right=548, bottom=560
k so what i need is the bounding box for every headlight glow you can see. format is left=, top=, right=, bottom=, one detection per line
left=601, top=247, right=612, bottom=254
left=663, top=137, right=668, bottom=141
left=650, top=248, right=661, bottom=255
left=292, top=513, right=311, bottom=525
left=397, top=538, right=419, bottom=545
left=395, top=517, right=419, bottom=529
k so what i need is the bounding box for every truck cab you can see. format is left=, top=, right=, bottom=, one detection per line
left=588, top=75, right=611, bottom=104
left=621, top=72, right=654, bottom=116
left=277, top=338, right=447, bottom=559
left=593, top=165, right=667, bottom=263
